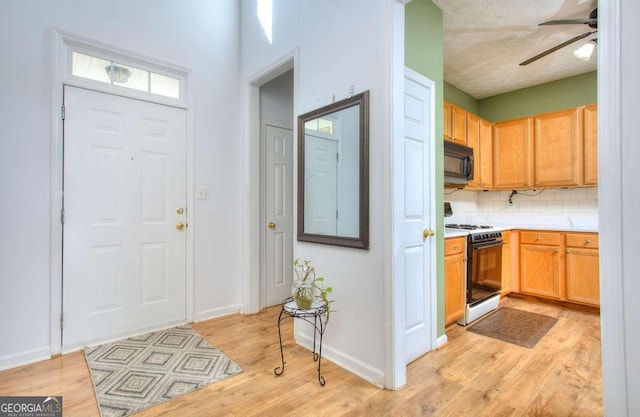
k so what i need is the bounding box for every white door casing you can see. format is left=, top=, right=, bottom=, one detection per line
left=304, top=134, right=339, bottom=235
left=397, top=69, right=436, bottom=364
left=264, top=124, right=294, bottom=306
left=62, top=86, right=187, bottom=349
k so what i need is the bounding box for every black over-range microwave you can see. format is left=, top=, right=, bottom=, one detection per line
left=444, top=141, right=474, bottom=186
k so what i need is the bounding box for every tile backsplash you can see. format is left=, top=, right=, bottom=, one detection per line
left=445, top=188, right=598, bottom=217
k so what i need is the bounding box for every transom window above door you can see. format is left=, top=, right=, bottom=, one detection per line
left=71, top=51, right=181, bottom=100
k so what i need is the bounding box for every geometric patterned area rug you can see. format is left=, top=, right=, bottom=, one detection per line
left=84, top=325, right=242, bottom=417
left=467, top=307, right=558, bottom=348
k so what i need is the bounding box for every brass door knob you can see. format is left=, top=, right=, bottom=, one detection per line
left=423, top=228, right=435, bottom=239
left=176, top=222, right=185, bottom=231
left=176, top=207, right=184, bottom=215
left=268, top=222, right=276, bottom=230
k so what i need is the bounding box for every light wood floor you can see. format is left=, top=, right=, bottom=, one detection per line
left=0, top=297, right=602, bottom=416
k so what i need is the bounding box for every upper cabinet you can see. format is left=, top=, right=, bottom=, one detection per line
left=443, top=101, right=467, bottom=145
left=492, top=117, right=533, bottom=189
left=583, top=104, right=598, bottom=185
left=533, top=107, right=581, bottom=188
left=442, top=102, right=597, bottom=190
left=466, top=113, right=493, bottom=189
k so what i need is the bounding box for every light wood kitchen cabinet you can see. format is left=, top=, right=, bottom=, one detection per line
left=467, top=113, right=493, bottom=189
left=565, top=232, right=600, bottom=306
left=519, top=231, right=562, bottom=299
left=500, top=231, right=512, bottom=296
left=517, top=230, right=600, bottom=307
left=583, top=104, right=598, bottom=185
left=533, top=107, right=582, bottom=187
left=443, top=101, right=467, bottom=145
left=492, top=117, right=533, bottom=189
left=445, top=236, right=466, bottom=326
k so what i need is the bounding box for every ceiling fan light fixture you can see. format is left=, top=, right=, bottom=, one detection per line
left=573, top=41, right=595, bottom=61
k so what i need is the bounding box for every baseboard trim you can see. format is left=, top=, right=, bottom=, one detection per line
left=193, top=304, right=244, bottom=323
left=436, top=334, right=448, bottom=348
left=0, top=347, right=51, bottom=372
left=295, top=331, right=385, bottom=388
left=507, top=293, right=600, bottom=314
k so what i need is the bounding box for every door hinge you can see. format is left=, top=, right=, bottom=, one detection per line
left=61, top=105, right=65, bottom=120
left=336, top=152, right=339, bottom=162
left=61, top=208, right=65, bottom=224
left=60, top=314, right=64, bottom=330
left=336, top=210, right=339, bottom=220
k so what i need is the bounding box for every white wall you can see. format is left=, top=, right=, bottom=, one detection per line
left=241, top=0, right=388, bottom=385
left=599, top=1, right=640, bottom=415
left=0, top=0, right=243, bottom=368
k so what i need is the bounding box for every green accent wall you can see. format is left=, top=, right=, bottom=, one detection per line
left=478, top=71, right=597, bottom=122
left=444, top=82, right=478, bottom=114
left=405, top=0, right=445, bottom=337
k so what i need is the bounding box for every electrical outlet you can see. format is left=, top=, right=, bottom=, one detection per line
left=196, top=187, right=210, bottom=200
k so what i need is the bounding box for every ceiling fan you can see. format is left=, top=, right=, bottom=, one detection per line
left=519, top=8, right=598, bottom=66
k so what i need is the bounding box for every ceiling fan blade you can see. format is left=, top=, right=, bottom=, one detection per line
left=519, top=31, right=596, bottom=66
left=539, top=18, right=597, bottom=26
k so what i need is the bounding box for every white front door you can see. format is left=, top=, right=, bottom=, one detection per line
left=398, top=69, right=435, bottom=364
left=304, top=134, right=338, bottom=235
left=264, top=124, right=294, bottom=306
left=62, top=86, right=187, bottom=349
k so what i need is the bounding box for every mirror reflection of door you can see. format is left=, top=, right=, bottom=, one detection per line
left=304, top=134, right=338, bottom=235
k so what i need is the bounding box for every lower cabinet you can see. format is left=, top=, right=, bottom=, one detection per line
left=566, top=233, right=600, bottom=305
left=518, top=230, right=599, bottom=306
left=445, top=237, right=466, bottom=326
left=500, top=231, right=512, bottom=296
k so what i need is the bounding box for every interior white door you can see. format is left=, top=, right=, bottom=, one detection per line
left=62, top=86, right=187, bottom=349
left=304, top=134, right=338, bottom=235
left=400, top=70, right=435, bottom=363
left=264, top=124, right=294, bottom=306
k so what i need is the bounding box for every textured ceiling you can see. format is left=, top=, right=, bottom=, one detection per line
left=432, top=0, right=598, bottom=99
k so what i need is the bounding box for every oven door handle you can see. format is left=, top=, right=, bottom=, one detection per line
left=470, top=239, right=504, bottom=250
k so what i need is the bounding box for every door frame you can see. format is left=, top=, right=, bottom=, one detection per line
left=245, top=50, right=298, bottom=313
left=49, top=30, right=194, bottom=355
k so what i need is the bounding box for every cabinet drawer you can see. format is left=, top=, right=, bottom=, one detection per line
left=566, top=233, right=599, bottom=248
left=520, top=231, right=561, bottom=246
left=445, top=237, right=466, bottom=256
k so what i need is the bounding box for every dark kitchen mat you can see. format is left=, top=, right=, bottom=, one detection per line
left=467, top=307, right=558, bottom=348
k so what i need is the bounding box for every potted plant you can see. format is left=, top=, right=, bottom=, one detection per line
left=292, top=259, right=334, bottom=320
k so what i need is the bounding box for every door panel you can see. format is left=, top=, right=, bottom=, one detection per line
left=265, top=125, right=294, bottom=306
left=401, top=73, right=434, bottom=363
left=63, top=86, right=186, bottom=349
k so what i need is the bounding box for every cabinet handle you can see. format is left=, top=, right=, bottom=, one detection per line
left=585, top=239, right=591, bottom=245
left=566, top=249, right=571, bottom=254
left=453, top=245, right=459, bottom=250
left=554, top=249, right=560, bottom=253
left=535, top=236, right=542, bottom=241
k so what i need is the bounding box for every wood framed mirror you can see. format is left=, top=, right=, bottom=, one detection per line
left=297, top=90, right=369, bottom=249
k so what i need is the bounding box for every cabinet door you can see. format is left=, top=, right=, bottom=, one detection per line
left=584, top=104, right=598, bottom=185
left=445, top=252, right=466, bottom=326
left=520, top=244, right=561, bottom=299
left=493, top=118, right=533, bottom=189
left=443, top=101, right=453, bottom=141
left=466, top=113, right=481, bottom=188
left=451, top=105, right=467, bottom=145
left=533, top=108, right=581, bottom=187
left=479, top=118, right=493, bottom=189
left=566, top=247, right=600, bottom=306
left=501, top=231, right=511, bottom=296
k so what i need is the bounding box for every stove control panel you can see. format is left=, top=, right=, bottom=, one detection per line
left=469, top=231, right=503, bottom=243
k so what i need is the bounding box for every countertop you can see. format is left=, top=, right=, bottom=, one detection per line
left=444, top=216, right=598, bottom=239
